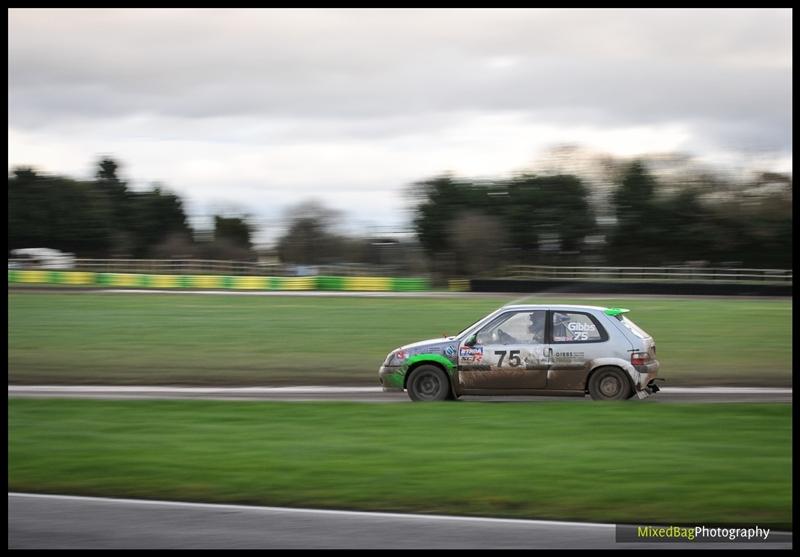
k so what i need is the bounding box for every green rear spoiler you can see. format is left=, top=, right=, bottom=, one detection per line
left=604, top=307, right=631, bottom=317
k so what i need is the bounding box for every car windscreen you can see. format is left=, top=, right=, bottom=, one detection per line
left=456, top=313, right=497, bottom=337
left=615, top=314, right=650, bottom=339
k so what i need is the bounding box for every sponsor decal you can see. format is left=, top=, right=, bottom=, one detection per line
left=567, top=322, right=597, bottom=332
left=564, top=321, right=595, bottom=341
left=459, top=346, right=484, bottom=362
left=444, top=345, right=456, bottom=357
left=555, top=351, right=585, bottom=359
left=394, top=350, right=407, bottom=361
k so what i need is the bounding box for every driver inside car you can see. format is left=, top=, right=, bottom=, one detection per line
left=496, top=313, right=544, bottom=344
left=528, top=313, right=544, bottom=343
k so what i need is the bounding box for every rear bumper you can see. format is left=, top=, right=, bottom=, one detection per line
left=635, top=360, right=660, bottom=388
left=633, top=360, right=661, bottom=397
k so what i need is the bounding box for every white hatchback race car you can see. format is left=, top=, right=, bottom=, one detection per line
left=379, top=305, right=661, bottom=401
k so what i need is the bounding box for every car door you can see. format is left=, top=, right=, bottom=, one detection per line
left=458, top=310, right=549, bottom=391
left=545, top=310, right=610, bottom=391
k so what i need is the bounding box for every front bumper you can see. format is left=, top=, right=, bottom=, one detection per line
left=379, top=365, right=405, bottom=392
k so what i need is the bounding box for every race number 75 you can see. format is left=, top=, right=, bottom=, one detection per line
left=494, top=350, right=521, bottom=367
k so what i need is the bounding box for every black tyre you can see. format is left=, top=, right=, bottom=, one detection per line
left=407, top=365, right=451, bottom=402
left=588, top=367, right=634, bottom=401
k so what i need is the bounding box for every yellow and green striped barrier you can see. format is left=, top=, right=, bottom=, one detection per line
left=8, top=270, right=429, bottom=292
left=448, top=278, right=470, bottom=292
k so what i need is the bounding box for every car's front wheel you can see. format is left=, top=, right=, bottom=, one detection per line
left=588, top=367, right=634, bottom=401
left=407, top=365, right=451, bottom=402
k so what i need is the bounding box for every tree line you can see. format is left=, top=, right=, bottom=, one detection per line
left=8, top=158, right=255, bottom=260
left=411, top=161, right=792, bottom=274
left=8, top=156, right=792, bottom=271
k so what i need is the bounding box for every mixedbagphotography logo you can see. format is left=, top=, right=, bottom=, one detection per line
left=616, top=525, right=789, bottom=544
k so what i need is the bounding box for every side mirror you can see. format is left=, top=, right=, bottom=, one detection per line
left=464, top=334, right=477, bottom=347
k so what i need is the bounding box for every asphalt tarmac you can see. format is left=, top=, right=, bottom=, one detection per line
left=8, top=493, right=793, bottom=549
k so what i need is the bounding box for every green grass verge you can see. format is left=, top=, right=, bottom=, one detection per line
left=8, top=292, right=791, bottom=385
left=8, top=399, right=791, bottom=529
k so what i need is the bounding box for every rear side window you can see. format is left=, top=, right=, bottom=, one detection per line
left=551, top=312, right=607, bottom=343
left=615, top=315, right=650, bottom=339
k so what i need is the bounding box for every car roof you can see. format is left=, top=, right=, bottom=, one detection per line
left=500, top=304, right=610, bottom=312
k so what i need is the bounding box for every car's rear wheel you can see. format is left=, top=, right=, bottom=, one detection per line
left=588, top=367, right=634, bottom=401
left=407, top=365, right=451, bottom=402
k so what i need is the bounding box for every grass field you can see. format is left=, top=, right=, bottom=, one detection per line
left=8, top=398, right=792, bottom=528
left=7, top=291, right=792, bottom=385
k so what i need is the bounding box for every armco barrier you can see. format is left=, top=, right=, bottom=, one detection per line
left=8, top=270, right=429, bottom=292
left=468, top=279, right=792, bottom=297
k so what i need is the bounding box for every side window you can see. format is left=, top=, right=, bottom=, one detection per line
left=475, top=311, right=546, bottom=345
left=552, top=312, right=607, bottom=343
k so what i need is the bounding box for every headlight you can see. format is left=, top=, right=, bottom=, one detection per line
left=385, top=349, right=408, bottom=366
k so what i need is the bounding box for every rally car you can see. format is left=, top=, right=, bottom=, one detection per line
left=378, top=304, right=661, bottom=401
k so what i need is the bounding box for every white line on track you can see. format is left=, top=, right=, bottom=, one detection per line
left=7, top=492, right=613, bottom=529
left=13, top=287, right=790, bottom=301
left=8, top=385, right=381, bottom=394
left=659, top=387, right=792, bottom=394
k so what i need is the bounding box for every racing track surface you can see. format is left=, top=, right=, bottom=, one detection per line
left=7, top=385, right=793, bottom=403
left=8, top=493, right=792, bottom=549
left=10, top=285, right=792, bottom=301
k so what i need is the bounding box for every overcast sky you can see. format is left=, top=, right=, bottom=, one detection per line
left=8, top=8, right=792, bottom=244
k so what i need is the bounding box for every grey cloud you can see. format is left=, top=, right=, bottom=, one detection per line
left=8, top=9, right=792, bottom=153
